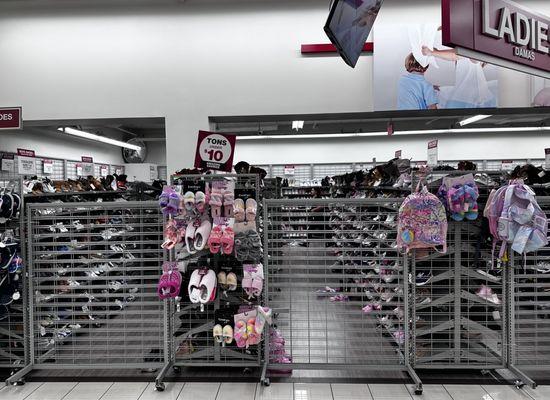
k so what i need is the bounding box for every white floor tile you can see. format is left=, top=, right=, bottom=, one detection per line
left=0, top=382, right=44, bottom=400
left=25, top=382, right=77, bottom=400
left=138, top=382, right=184, bottom=400
left=481, top=385, right=533, bottom=400
left=444, top=385, right=494, bottom=400
left=331, top=384, right=372, bottom=400
left=63, top=382, right=113, bottom=400
left=216, top=383, right=256, bottom=400
left=294, top=383, right=333, bottom=400
left=524, top=385, right=550, bottom=400
left=100, top=382, right=149, bottom=400
left=177, top=382, right=220, bottom=400
left=368, top=384, right=412, bottom=400
left=255, top=383, right=293, bottom=400
left=406, top=384, right=452, bottom=400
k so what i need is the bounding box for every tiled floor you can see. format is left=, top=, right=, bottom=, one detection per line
left=0, top=382, right=545, bottom=400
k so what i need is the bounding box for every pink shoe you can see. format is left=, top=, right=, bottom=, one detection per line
left=207, top=225, right=223, bottom=254
left=221, top=227, right=235, bottom=255
left=329, top=294, right=349, bottom=302
left=362, top=303, right=381, bottom=314
left=476, top=285, right=501, bottom=305
left=392, top=330, right=405, bottom=345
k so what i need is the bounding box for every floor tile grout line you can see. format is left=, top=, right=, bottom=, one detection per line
left=480, top=384, right=497, bottom=400
left=97, top=382, right=117, bottom=400
left=214, top=382, right=222, bottom=400
left=292, top=382, right=295, bottom=400
left=135, top=381, right=151, bottom=400
left=253, top=383, right=257, bottom=400
left=175, top=382, right=186, bottom=400
left=403, top=383, right=414, bottom=400
left=442, top=384, right=455, bottom=400
left=21, top=382, right=45, bottom=400
left=329, top=383, right=335, bottom=400
left=58, top=382, right=79, bottom=400
left=366, top=383, right=374, bottom=400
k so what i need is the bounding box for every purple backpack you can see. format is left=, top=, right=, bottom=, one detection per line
left=397, top=184, right=448, bottom=254
left=484, top=180, right=548, bottom=257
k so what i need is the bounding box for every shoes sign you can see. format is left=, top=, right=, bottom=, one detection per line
left=0, top=107, right=22, bottom=130
left=194, top=130, right=236, bottom=172
left=17, top=148, right=36, bottom=175
left=442, top=0, right=550, bottom=78
left=427, top=140, right=438, bottom=166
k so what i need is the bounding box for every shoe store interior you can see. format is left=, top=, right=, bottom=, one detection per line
left=0, top=0, right=550, bottom=399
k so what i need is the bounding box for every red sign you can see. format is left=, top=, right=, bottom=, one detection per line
left=395, top=150, right=402, bottom=158
left=194, top=131, right=236, bottom=172
left=442, top=0, right=550, bottom=76
left=387, top=122, right=394, bottom=136
left=81, top=156, right=94, bottom=163
left=2, top=153, right=14, bottom=160
left=17, top=148, right=35, bottom=157
left=545, top=148, right=550, bottom=155
left=428, top=140, right=438, bottom=149
left=301, top=42, right=374, bottom=54
left=0, top=107, right=22, bottom=130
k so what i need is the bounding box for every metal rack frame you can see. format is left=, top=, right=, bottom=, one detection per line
left=155, top=173, right=264, bottom=390
left=7, top=201, right=165, bottom=384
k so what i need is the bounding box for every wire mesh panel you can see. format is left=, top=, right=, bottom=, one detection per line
left=66, top=161, right=78, bottom=180
left=313, top=164, right=354, bottom=180
left=512, top=197, right=550, bottom=371
left=264, top=198, right=417, bottom=377
left=111, top=165, right=125, bottom=176
left=27, top=201, right=165, bottom=369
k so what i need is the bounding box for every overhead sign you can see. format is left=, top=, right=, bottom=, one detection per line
left=17, top=148, right=36, bottom=175
left=427, top=140, right=439, bottom=167
left=284, top=165, right=296, bottom=176
left=442, top=0, right=550, bottom=78
left=194, top=131, right=236, bottom=172
left=502, top=160, right=514, bottom=171
left=0, top=107, right=22, bottom=130
left=81, top=156, right=93, bottom=163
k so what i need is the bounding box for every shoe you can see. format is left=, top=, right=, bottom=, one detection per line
left=362, top=303, right=382, bottom=314
left=535, top=262, right=550, bottom=274
left=476, top=268, right=502, bottom=281
left=476, top=285, right=501, bottom=305
left=410, top=272, right=433, bottom=286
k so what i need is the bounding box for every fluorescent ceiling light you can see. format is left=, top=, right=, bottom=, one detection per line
left=292, top=120, right=305, bottom=131
left=58, top=127, right=141, bottom=151
left=459, top=114, right=492, bottom=126
left=236, top=126, right=550, bottom=140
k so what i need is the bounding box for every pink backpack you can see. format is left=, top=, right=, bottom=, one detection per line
left=397, top=184, right=448, bottom=254
left=484, top=180, right=548, bottom=257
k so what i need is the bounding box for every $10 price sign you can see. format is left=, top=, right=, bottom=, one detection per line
left=194, top=131, right=236, bottom=172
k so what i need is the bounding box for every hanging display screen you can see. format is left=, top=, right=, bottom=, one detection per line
left=324, top=0, right=384, bottom=68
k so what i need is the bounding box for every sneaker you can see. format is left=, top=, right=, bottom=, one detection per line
left=535, top=262, right=550, bottom=274
left=410, top=272, right=433, bottom=286
left=380, top=269, right=395, bottom=283
left=362, top=303, right=382, bottom=314
left=329, top=294, right=349, bottom=302
left=392, top=329, right=405, bottom=345
left=476, top=268, right=502, bottom=282
left=476, top=285, right=501, bottom=305
left=393, top=307, right=404, bottom=320
left=380, top=290, right=394, bottom=303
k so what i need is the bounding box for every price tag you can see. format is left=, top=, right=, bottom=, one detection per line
left=43, top=160, right=53, bottom=174
left=284, top=165, right=295, bottom=175
left=1, top=154, right=15, bottom=173
left=17, top=149, right=36, bottom=175
left=76, top=163, right=83, bottom=176
left=546, top=148, right=550, bottom=169
left=501, top=160, right=514, bottom=171
left=150, top=165, right=157, bottom=180
left=395, top=150, right=402, bottom=159
left=100, top=165, right=109, bottom=177
left=194, top=131, right=236, bottom=172
left=427, top=140, right=438, bottom=167
left=81, top=163, right=94, bottom=176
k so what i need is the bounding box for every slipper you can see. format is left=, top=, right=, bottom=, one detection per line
left=221, top=227, right=235, bottom=255
left=226, top=272, right=237, bottom=291
left=234, top=320, right=247, bottom=348
left=185, top=223, right=197, bottom=254
left=165, top=191, right=181, bottom=217
left=245, top=198, right=257, bottom=222
left=195, top=191, right=206, bottom=214
left=233, top=198, right=245, bottom=222
left=158, top=263, right=182, bottom=299
left=250, top=278, right=263, bottom=298
left=199, top=269, right=217, bottom=304
left=223, top=325, right=234, bottom=344
left=188, top=269, right=202, bottom=303
left=194, top=219, right=212, bottom=251
left=242, top=274, right=254, bottom=297
left=213, top=324, right=223, bottom=343
left=207, top=225, right=223, bottom=254
left=248, top=230, right=262, bottom=248
left=209, top=189, right=223, bottom=218
left=223, top=190, right=235, bottom=218
left=161, top=220, right=181, bottom=250
left=217, top=271, right=227, bottom=289
left=183, top=191, right=195, bottom=212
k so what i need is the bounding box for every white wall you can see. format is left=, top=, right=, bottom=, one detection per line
left=144, top=142, right=167, bottom=165
left=0, top=128, right=124, bottom=164
left=0, top=0, right=548, bottom=173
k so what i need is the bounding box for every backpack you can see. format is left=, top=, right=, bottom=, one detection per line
left=398, top=184, right=448, bottom=254
left=484, top=180, right=548, bottom=257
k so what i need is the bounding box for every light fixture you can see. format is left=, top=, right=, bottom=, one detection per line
left=236, top=126, right=550, bottom=140
left=58, top=127, right=142, bottom=151
left=459, top=114, right=492, bottom=126
left=292, top=120, right=305, bottom=131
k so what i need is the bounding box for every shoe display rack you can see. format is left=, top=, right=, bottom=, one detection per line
left=7, top=200, right=164, bottom=384
left=263, top=197, right=423, bottom=395
left=510, top=197, right=550, bottom=386
left=155, top=174, right=265, bottom=391
left=0, top=174, right=26, bottom=374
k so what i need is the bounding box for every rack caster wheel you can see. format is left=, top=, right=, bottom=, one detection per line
left=514, top=380, right=525, bottom=389
left=155, top=383, right=165, bottom=392
left=173, top=366, right=181, bottom=374
left=13, top=380, right=25, bottom=386
left=261, top=378, right=270, bottom=387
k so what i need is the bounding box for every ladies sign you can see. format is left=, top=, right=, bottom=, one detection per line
left=442, top=0, right=550, bottom=77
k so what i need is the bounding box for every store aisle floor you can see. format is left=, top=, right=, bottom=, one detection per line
left=0, top=382, right=545, bottom=400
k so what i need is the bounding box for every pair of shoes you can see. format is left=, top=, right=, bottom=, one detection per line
left=188, top=269, right=217, bottom=304
left=234, top=317, right=260, bottom=348
left=213, top=324, right=233, bottom=344
left=159, top=186, right=181, bottom=217
left=186, top=219, right=212, bottom=253
left=157, top=262, right=182, bottom=300
left=183, top=191, right=207, bottom=214
left=235, top=230, right=262, bottom=262
left=234, top=198, right=257, bottom=222
left=208, top=224, right=234, bottom=255
left=242, top=264, right=264, bottom=298
left=217, top=271, right=237, bottom=291
left=209, top=187, right=234, bottom=218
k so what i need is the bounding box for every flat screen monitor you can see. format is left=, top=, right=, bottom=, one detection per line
left=324, top=0, right=384, bottom=68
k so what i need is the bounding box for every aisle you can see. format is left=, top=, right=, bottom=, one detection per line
left=0, top=381, right=545, bottom=400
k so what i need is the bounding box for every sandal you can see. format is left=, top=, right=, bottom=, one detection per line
left=223, top=190, right=235, bottom=218
left=233, top=198, right=245, bottom=222
left=221, top=227, right=235, bottom=255
left=207, top=225, right=223, bottom=254
left=245, top=198, right=257, bottom=222
left=194, top=219, right=212, bottom=251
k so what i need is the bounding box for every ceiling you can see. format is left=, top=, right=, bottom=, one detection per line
left=210, top=107, right=550, bottom=137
